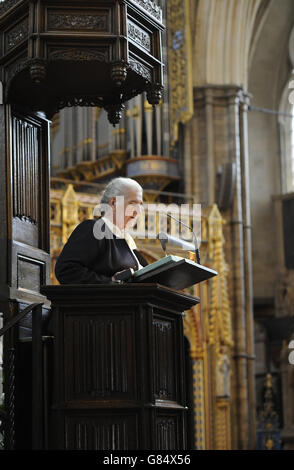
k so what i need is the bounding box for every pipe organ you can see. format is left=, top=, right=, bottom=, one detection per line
left=52, top=92, right=179, bottom=193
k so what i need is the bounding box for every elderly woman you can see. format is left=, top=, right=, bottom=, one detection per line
left=55, top=177, right=148, bottom=284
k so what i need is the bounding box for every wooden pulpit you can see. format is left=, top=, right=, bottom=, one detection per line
left=40, top=283, right=199, bottom=450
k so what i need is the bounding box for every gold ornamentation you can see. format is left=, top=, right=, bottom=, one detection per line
left=183, top=204, right=233, bottom=449
left=57, top=150, right=128, bottom=182
left=206, top=205, right=234, bottom=353
left=192, top=359, right=206, bottom=449
left=167, top=0, right=193, bottom=147
left=132, top=106, right=139, bottom=118
left=215, top=398, right=231, bottom=449
left=61, top=184, right=79, bottom=242
left=144, top=99, right=153, bottom=112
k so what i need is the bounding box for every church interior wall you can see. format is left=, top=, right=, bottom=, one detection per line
left=248, top=0, right=294, bottom=301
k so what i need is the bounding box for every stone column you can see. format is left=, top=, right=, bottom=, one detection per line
left=184, top=85, right=256, bottom=449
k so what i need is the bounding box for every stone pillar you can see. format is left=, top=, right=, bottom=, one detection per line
left=184, top=85, right=256, bottom=449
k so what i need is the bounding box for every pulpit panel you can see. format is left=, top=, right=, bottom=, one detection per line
left=9, top=108, right=50, bottom=302
left=64, top=311, right=137, bottom=401
left=64, top=412, right=139, bottom=450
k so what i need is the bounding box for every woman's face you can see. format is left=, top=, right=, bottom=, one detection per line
left=109, top=187, right=143, bottom=229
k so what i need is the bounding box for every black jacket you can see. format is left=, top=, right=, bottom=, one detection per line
left=55, top=218, right=148, bottom=285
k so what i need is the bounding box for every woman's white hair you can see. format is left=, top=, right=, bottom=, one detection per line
left=93, top=177, right=142, bottom=217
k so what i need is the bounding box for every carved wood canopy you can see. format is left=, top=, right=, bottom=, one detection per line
left=0, top=0, right=164, bottom=124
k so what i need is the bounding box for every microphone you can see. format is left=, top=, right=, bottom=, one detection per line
left=157, top=232, right=195, bottom=253
left=164, top=213, right=201, bottom=264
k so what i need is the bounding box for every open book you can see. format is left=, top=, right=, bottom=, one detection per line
left=132, top=255, right=217, bottom=290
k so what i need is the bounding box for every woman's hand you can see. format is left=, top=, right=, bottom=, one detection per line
left=112, top=268, right=134, bottom=282
left=111, top=269, right=126, bottom=282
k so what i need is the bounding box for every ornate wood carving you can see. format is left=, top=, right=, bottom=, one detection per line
left=56, top=95, right=104, bottom=111
left=0, top=0, right=164, bottom=125
left=105, top=103, right=125, bottom=126
left=111, top=61, right=128, bottom=86
left=147, top=82, right=163, bottom=105
left=11, top=115, right=39, bottom=223
left=47, top=11, right=109, bottom=32
left=127, top=19, right=151, bottom=52
left=29, top=59, right=47, bottom=84
left=153, top=318, right=175, bottom=399
left=129, top=58, right=152, bottom=82
left=0, top=0, right=21, bottom=15
left=129, top=0, right=162, bottom=22
left=5, top=17, right=28, bottom=52
left=48, top=48, right=108, bottom=62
